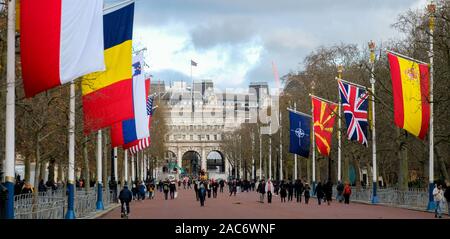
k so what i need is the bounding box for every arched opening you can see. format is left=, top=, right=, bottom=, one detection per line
left=182, top=151, right=201, bottom=177
left=207, top=151, right=225, bottom=173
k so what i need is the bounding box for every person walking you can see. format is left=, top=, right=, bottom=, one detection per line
left=304, top=183, right=311, bottom=204
left=169, top=181, right=176, bottom=199
left=194, top=180, right=199, bottom=201
left=314, top=182, right=324, bottom=205
left=139, top=181, right=146, bottom=200
left=212, top=180, right=218, bottom=198
left=266, top=179, right=274, bottom=204
left=257, top=179, right=266, bottom=203
left=219, top=179, right=224, bottom=193
left=444, top=182, right=450, bottom=217
left=206, top=181, right=212, bottom=198
left=433, top=184, right=444, bottom=218
left=229, top=179, right=237, bottom=196
left=280, top=181, right=287, bottom=203
left=119, top=185, right=132, bottom=218
left=163, top=180, right=170, bottom=200
left=343, top=182, right=352, bottom=204
left=295, top=179, right=304, bottom=203
left=336, top=181, right=344, bottom=203
left=287, top=180, right=294, bottom=202
left=199, top=181, right=207, bottom=207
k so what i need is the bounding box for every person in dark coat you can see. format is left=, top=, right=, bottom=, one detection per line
left=194, top=180, right=199, bottom=201
left=119, top=185, right=133, bottom=217
left=257, top=179, right=266, bottom=203
left=336, top=181, right=344, bottom=203
left=163, top=180, right=170, bottom=200
left=212, top=180, right=218, bottom=198
left=287, top=181, right=294, bottom=202
left=315, top=182, right=324, bottom=205
left=295, top=180, right=304, bottom=203
left=304, top=183, right=311, bottom=204
left=169, top=181, right=176, bottom=199
left=38, top=179, right=47, bottom=193
left=279, top=181, right=287, bottom=202
left=219, top=180, right=225, bottom=193
left=198, top=181, right=207, bottom=207
left=324, top=180, right=333, bottom=205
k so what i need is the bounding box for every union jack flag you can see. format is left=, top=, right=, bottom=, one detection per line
left=338, top=80, right=369, bottom=147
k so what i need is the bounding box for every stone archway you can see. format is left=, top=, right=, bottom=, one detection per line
left=182, top=151, right=201, bottom=176
left=207, top=151, right=225, bottom=173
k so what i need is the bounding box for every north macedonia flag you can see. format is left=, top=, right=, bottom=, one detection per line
left=312, top=97, right=338, bottom=157
left=387, top=52, right=430, bottom=140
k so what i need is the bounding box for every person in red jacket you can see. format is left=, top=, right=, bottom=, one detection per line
left=343, top=182, right=352, bottom=204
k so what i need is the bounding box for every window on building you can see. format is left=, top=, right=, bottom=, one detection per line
left=206, top=135, right=210, bottom=141
left=214, top=135, right=217, bottom=141
left=190, top=135, right=193, bottom=140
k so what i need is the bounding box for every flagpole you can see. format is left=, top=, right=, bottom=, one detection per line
left=259, top=129, right=262, bottom=180
left=427, top=1, right=436, bottom=211
left=4, top=0, right=16, bottom=219
left=65, top=81, right=76, bottom=219
left=337, top=66, right=343, bottom=183
left=124, top=150, right=128, bottom=186
left=269, top=120, right=272, bottom=180
left=251, top=131, right=255, bottom=181
left=368, top=41, right=379, bottom=204
left=131, top=153, right=135, bottom=183
left=279, top=111, right=283, bottom=181
left=311, top=82, right=316, bottom=193
left=96, top=130, right=104, bottom=210
left=294, top=102, right=298, bottom=180
left=113, top=147, right=118, bottom=198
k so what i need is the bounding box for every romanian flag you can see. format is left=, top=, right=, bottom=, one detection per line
left=387, top=52, right=430, bottom=140
left=312, top=96, right=338, bottom=157
left=82, top=1, right=135, bottom=134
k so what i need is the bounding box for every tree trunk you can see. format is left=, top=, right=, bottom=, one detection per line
left=397, top=129, right=408, bottom=190
left=83, top=136, right=90, bottom=191
left=25, top=156, right=31, bottom=183
left=48, top=160, right=55, bottom=183
left=33, top=140, right=41, bottom=192
left=307, top=156, right=311, bottom=183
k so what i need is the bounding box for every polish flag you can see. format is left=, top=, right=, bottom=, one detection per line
left=20, top=0, right=105, bottom=98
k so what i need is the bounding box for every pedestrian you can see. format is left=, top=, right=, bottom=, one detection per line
left=229, top=179, right=237, bottom=196
left=280, top=181, right=287, bottom=203
left=304, top=183, right=310, bottom=204
left=199, top=181, right=207, bottom=207
left=336, top=181, right=344, bottom=203
left=206, top=181, right=212, bottom=198
left=219, top=179, right=225, bottom=193
left=343, top=182, right=352, bottom=204
left=170, top=181, right=176, bottom=199
left=314, top=182, right=324, bottom=205
left=287, top=180, right=294, bottom=202
left=433, top=184, right=444, bottom=218
left=139, top=181, right=146, bottom=200
left=119, top=185, right=132, bottom=218
left=132, top=183, right=138, bottom=200
left=38, top=179, right=47, bottom=193
left=325, top=180, right=333, bottom=206
left=163, top=180, right=170, bottom=200
left=212, top=180, right=218, bottom=198
left=194, top=180, right=199, bottom=201
left=266, top=179, right=274, bottom=204
left=257, top=179, right=266, bottom=203
left=295, top=179, right=304, bottom=203
left=148, top=183, right=154, bottom=199
left=444, top=182, right=450, bottom=217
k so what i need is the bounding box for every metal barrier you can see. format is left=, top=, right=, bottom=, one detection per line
left=13, top=188, right=118, bottom=219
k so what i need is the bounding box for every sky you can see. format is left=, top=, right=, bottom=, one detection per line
left=105, top=0, right=428, bottom=90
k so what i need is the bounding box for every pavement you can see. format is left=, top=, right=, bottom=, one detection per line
left=97, top=187, right=449, bottom=219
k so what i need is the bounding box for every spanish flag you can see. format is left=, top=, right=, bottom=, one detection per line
left=312, top=96, right=338, bottom=157
left=82, top=1, right=135, bottom=134
left=387, top=52, right=430, bottom=140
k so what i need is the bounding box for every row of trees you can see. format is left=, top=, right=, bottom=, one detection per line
left=0, top=2, right=168, bottom=190
left=221, top=1, right=450, bottom=188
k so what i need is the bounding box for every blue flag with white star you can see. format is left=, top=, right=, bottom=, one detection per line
left=289, top=110, right=311, bottom=158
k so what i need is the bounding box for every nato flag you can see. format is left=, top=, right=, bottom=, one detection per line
left=289, top=111, right=311, bottom=158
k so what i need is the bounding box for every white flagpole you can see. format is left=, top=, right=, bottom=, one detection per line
left=65, top=81, right=76, bottom=219
left=259, top=130, right=262, bottom=180
left=427, top=1, right=435, bottom=211
left=269, top=121, right=272, bottom=180
left=369, top=41, right=379, bottom=204
left=279, top=111, right=283, bottom=181
left=124, top=150, right=128, bottom=186
left=4, top=0, right=16, bottom=219
left=294, top=102, right=298, bottom=180
left=251, top=131, right=255, bottom=181
left=131, top=153, right=135, bottom=183
left=311, top=85, right=316, bottom=192
left=337, top=66, right=343, bottom=183
left=96, top=130, right=104, bottom=210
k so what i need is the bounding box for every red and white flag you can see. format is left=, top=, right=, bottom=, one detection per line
left=20, top=0, right=105, bottom=98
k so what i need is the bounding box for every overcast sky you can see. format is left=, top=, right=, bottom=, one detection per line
left=105, top=0, right=427, bottom=90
